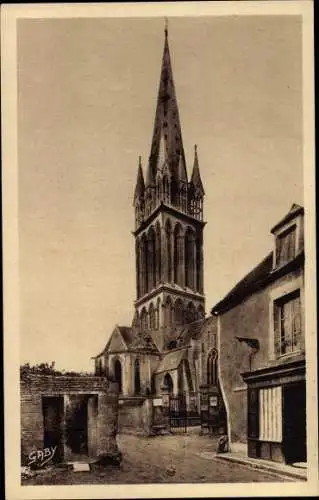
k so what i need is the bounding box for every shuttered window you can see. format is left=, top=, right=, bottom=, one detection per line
left=259, top=386, right=282, bottom=442
left=276, top=225, right=296, bottom=266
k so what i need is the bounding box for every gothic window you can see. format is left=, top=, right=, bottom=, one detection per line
left=134, top=359, right=141, bottom=395
left=196, top=237, right=202, bottom=293
left=185, top=228, right=195, bottom=289
left=185, top=301, right=196, bottom=324
left=155, top=222, right=161, bottom=286
left=135, top=239, right=140, bottom=298
left=147, top=227, right=156, bottom=291
left=149, top=303, right=155, bottom=329
left=174, top=224, right=183, bottom=286
left=114, top=359, right=122, bottom=393
left=156, top=298, right=161, bottom=330
left=165, top=220, right=172, bottom=282
left=174, top=298, right=184, bottom=326
left=165, top=296, right=173, bottom=327
left=207, top=349, right=218, bottom=386
left=141, top=234, right=148, bottom=295
left=140, top=307, right=148, bottom=330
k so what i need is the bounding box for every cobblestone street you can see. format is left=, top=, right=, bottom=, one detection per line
left=22, top=431, right=292, bottom=485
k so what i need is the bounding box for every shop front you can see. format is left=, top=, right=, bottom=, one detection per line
left=242, top=358, right=306, bottom=464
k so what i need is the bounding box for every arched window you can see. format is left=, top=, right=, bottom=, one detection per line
left=140, top=307, right=148, bottom=330
left=135, top=238, right=140, bottom=298
left=149, top=303, right=155, bottom=329
left=164, top=296, right=173, bottom=327
left=207, top=349, right=218, bottom=386
left=185, top=302, right=196, bottom=324
left=174, top=298, right=184, bottom=326
left=134, top=359, right=141, bottom=395
left=147, top=227, right=156, bottom=291
left=174, top=224, right=183, bottom=286
left=114, top=359, right=122, bottom=393
left=155, top=222, right=161, bottom=286
left=185, top=228, right=195, bottom=289
left=165, top=220, right=172, bottom=282
left=164, top=373, right=174, bottom=393
left=141, top=234, right=148, bottom=295
left=156, top=298, right=161, bottom=330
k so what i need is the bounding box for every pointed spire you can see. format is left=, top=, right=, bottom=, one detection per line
left=148, top=22, right=186, bottom=184
left=134, top=156, right=145, bottom=202
left=190, top=145, right=204, bottom=195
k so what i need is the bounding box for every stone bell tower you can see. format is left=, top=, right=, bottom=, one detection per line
left=132, top=26, right=206, bottom=333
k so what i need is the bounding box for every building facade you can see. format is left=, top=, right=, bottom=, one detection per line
left=212, top=204, right=306, bottom=464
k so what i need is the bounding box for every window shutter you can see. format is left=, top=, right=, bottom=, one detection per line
left=248, top=388, right=259, bottom=438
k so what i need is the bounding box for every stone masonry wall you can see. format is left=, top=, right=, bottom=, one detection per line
left=20, top=374, right=119, bottom=465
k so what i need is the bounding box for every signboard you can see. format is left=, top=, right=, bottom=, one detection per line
left=153, top=398, right=162, bottom=407
left=210, top=396, right=218, bottom=407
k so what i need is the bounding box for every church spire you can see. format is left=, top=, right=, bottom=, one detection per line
left=190, top=145, right=204, bottom=195
left=133, top=156, right=145, bottom=204
left=147, top=20, right=185, bottom=185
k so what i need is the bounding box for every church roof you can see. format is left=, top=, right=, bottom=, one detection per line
left=155, top=348, right=187, bottom=374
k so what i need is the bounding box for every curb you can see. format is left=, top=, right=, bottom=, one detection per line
left=214, top=453, right=307, bottom=481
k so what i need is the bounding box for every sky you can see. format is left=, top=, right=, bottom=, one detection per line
left=18, top=15, right=303, bottom=372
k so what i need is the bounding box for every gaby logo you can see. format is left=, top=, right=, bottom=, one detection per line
left=28, top=446, right=57, bottom=468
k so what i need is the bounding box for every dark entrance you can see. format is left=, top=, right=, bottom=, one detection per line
left=42, top=396, right=64, bottom=462
left=65, top=396, right=89, bottom=456
left=283, top=381, right=307, bottom=464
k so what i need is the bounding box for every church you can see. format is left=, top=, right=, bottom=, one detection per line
left=92, top=27, right=224, bottom=431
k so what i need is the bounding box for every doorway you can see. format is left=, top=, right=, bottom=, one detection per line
left=283, top=381, right=307, bottom=464
left=42, top=396, right=64, bottom=462
left=65, top=396, right=89, bottom=456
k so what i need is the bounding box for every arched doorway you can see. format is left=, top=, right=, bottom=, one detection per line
left=164, top=372, right=174, bottom=393
left=114, top=359, right=122, bottom=393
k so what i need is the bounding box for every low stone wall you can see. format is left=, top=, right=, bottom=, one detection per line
left=20, top=374, right=120, bottom=466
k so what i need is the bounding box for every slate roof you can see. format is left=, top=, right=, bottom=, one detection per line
left=155, top=348, right=187, bottom=374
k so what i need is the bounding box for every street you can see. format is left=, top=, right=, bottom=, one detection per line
left=22, top=431, right=292, bottom=485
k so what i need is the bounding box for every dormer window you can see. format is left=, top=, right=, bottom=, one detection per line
left=271, top=204, right=304, bottom=269
left=276, top=224, right=296, bottom=267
